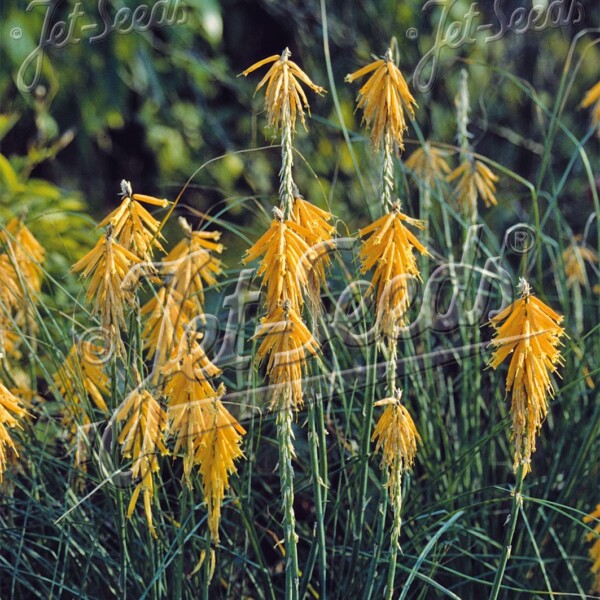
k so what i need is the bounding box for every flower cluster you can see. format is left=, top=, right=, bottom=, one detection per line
left=142, top=217, right=224, bottom=366
left=371, top=391, right=420, bottom=506
left=0, top=218, right=45, bottom=356
left=345, top=48, right=417, bottom=153
left=488, top=278, right=565, bottom=476
left=241, top=47, right=326, bottom=132
left=243, top=201, right=332, bottom=410
left=359, top=202, right=429, bottom=335
left=242, top=51, right=333, bottom=412
left=162, top=331, right=245, bottom=542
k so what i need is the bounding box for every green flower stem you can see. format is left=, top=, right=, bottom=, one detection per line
left=171, top=485, right=187, bottom=600
left=279, top=106, right=295, bottom=219
left=489, top=463, right=525, bottom=600
left=385, top=471, right=403, bottom=600
left=308, top=394, right=327, bottom=598
left=277, top=404, right=300, bottom=600
left=347, top=341, right=377, bottom=590
left=381, top=131, right=395, bottom=212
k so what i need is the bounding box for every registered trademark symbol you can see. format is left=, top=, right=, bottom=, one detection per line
left=506, top=224, right=536, bottom=255
left=406, top=27, right=419, bottom=40
left=10, top=27, right=23, bottom=40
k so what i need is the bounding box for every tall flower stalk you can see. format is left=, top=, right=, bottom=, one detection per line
left=346, top=46, right=423, bottom=591
left=487, top=278, right=565, bottom=599
left=241, top=49, right=329, bottom=599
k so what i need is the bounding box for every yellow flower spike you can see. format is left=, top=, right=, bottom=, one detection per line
left=141, top=286, right=196, bottom=363
left=254, top=304, right=320, bottom=411
left=345, top=48, right=418, bottom=152
left=241, top=48, right=326, bottom=132
left=584, top=504, right=600, bottom=593
left=116, top=386, right=168, bottom=538
left=0, top=382, right=28, bottom=481
left=562, top=236, right=598, bottom=290
left=98, top=180, right=170, bottom=260
left=290, top=195, right=336, bottom=314
left=1, top=218, right=46, bottom=297
left=372, top=389, right=420, bottom=505
left=162, top=331, right=245, bottom=542
left=447, top=156, right=499, bottom=217
left=488, top=278, right=566, bottom=476
left=71, top=225, right=142, bottom=351
left=195, top=383, right=245, bottom=543
left=54, top=341, right=110, bottom=417
left=359, top=202, right=429, bottom=334
left=404, top=142, right=451, bottom=188
left=243, top=211, right=317, bottom=315
left=55, top=342, right=110, bottom=470
left=581, top=81, right=600, bottom=131
left=163, top=217, right=224, bottom=311
left=0, top=254, right=25, bottom=326
left=162, top=331, right=222, bottom=485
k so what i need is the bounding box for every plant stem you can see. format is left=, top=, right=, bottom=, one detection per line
left=381, top=131, right=395, bottom=211
left=385, top=472, right=403, bottom=600
left=110, top=354, right=129, bottom=599
left=347, top=341, right=377, bottom=589
left=277, top=404, right=299, bottom=600
left=489, top=463, right=525, bottom=600
left=171, top=485, right=187, bottom=600
left=279, top=102, right=295, bottom=219
left=308, top=394, right=327, bottom=598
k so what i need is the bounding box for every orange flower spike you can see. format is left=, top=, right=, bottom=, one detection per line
left=254, top=304, right=320, bottom=410
left=447, top=157, right=499, bottom=217
left=162, top=333, right=221, bottom=484
left=372, top=390, right=420, bottom=505
left=346, top=48, right=418, bottom=152
left=359, top=203, right=429, bottom=331
left=404, top=143, right=451, bottom=187
left=1, top=218, right=46, bottom=298
left=116, top=386, right=168, bottom=538
left=0, top=382, right=28, bottom=481
left=243, top=211, right=316, bottom=314
left=164, top=218, right=224, bottom=309
left=241, top=48, right=326, bottom=132
left=162, top=332, right=245, bottom=542
left=71, top=225, right=141, bottom=349
left=488, top=278, right=565, bottom=476
left=562, top=236, right=598, bottom=289
left=98, top=180, right=170, bottom=260
left=194, top=383, right=245, bottom=542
